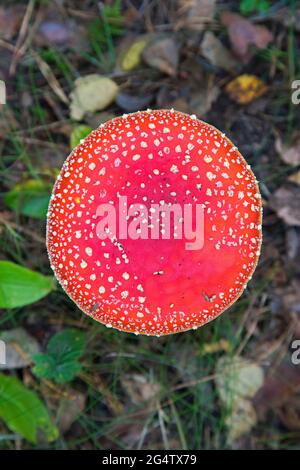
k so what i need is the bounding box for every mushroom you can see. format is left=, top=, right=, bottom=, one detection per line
left=47, top=109, right=262, bottom=336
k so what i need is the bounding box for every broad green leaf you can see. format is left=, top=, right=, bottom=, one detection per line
left=33, top=329, right=86, bottom=384
left=4, top=179, right=51, bottom=219
left=70, top=125, right=92, bottom=149
left=0, top=261, right=55, bottom=309
left=0, top=373, right=58, bottom=443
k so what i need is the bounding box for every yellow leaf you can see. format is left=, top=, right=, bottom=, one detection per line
left=226, top=74, right=268, bottom=104
left=121, top=38, right=148, bottom=72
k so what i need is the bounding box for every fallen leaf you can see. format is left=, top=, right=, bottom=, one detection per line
left=269, top=185, right=300, bottom=226
left=121, top=374, right=160, bottom=404
left=277, top=396, right=300, bottom=430
left=56, top=389, right=86, bottom=434
left=285, top=229, right=300, bottom=275
left=176, top=0, right=216, bottom=31
left=70, top=75, right=119, bottom=121
left=275, top=132, right=300, bottom=167
left=142, top=36, right=179, bottom=76
left=226, top=74, right=268, bottom=104
left=288, top=171, right=300, bottom=186
left=274, top=279, right=300, bottom=315
left=216, top=355, right=264, bottom=408
left=221, top=12, right=273, bottom=63
left=116, top=92, right=153, bottom=112
left=0, top=328, right=40, bottom=369
left=226, top=398, right=258, bottom=441
left=216, top=355, right=264, bottom=441
left=201, top=31, right=239, bottom=72
left=253, top=363, right=300, bottom=429
left=121, top=37, right=148, bottom=71
left=190, top=81, right=220, bottom=116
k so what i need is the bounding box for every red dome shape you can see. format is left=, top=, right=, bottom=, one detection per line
left=47, top=110, right=262, bottom=336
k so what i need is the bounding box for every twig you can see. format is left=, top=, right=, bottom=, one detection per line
left=31, top=51, right=69, bottom=105
left=9, top=0, right=35, bottom=75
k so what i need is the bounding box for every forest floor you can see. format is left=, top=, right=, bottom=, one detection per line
left=0, top=0, right=300, bottom=450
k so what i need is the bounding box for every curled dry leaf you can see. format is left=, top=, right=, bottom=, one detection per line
left=221, top=12, right=273, bottom=63
left=0, top=328, right=40, bottom=369
left=70, top=75, right=119, bottom=121
left=275, top=132, right=300, bottom=167
left=226, top=74, right=268, bottom=104
left=201, top=31, right=239, bottom=73
left=269, top=185, right=300, bottom=226
left=176, top=0, right=216, bottom=31
left=142, top=36, right=179, bottom=76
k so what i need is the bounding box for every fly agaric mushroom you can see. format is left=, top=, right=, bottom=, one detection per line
left=47, top=109, right=262, bottom=336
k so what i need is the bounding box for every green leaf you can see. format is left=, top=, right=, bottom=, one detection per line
left=4, top=179, right=51, bottom=219
left=0, top=373, right=58, bottom=443
left=0, top=261, right=54, bottom=309
left=240, top=0, right=270, bottom=14
left=33, top=329, right=86, bottom=384
left=70, top=125, right=92, bottom=148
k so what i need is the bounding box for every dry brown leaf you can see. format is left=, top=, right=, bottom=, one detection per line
left=121, top=374, right=160, bottom=404
left=221, top=12, right=273, bottom=63
left=142, top=36, right=179, bottom=76
left=56, top=390, right=86, bottom=434
left=226, top=74, right=268, bottom=104
left=176, top=0, right=216, bottom=31
left=277, top=397, right=300, bottom=430
left=190, top=78, right=220, bottom=116
left=201, top=31, right=239, bottom=72
left=269, top=185, right=300, bottom=226
left=276, top=132, right=300, bottom=167
left=253, top=363, right=300, bottom=429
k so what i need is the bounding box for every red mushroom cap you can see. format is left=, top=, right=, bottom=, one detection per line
left=47, top=109, right=262, bottom=336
